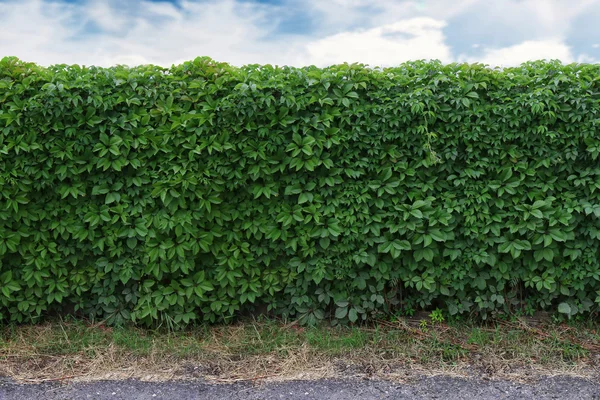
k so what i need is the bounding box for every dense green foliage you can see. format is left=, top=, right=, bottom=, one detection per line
left=1, top=57, right=600, bottom=327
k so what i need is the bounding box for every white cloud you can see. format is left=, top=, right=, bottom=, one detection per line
left=86, top=0, right=128, bottom=33
left=466, top=40, right=575, bottom=66
left=0, top=0, right=304, bottom=67
left=307, top=0, right=479, bottom=36
left=446, top=0, right=597, bottom=52
left=0, top=0, right=597, bottom=68
left=499, top=0, right=594, bottom=38
left=0, top=0, right=85, bottom=65
left=576, top=53, right=598, bottom=63
left=304, top=18, right=451, bottom=67
left=144, top=1, right=182, bottom=20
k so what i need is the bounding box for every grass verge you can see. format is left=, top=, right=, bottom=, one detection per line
left=1, top=315, right=599, bottom=384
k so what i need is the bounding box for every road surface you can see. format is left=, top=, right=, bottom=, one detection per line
left=1, top=376, right=599, bottom=399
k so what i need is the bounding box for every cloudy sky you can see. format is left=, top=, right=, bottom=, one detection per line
left=0, top=0, right=598, bottom=68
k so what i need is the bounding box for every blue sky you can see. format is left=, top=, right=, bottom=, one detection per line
left=0, top=0, right=598, bottom=67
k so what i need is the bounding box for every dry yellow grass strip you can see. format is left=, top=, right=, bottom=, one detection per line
left=1, top=318, right=599, bottom=384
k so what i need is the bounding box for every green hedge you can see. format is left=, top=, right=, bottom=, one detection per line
left=1, top=57, right=600, bottom=326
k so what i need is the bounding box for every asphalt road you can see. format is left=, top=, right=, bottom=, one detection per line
left=1, top=376, right=600, bottom=400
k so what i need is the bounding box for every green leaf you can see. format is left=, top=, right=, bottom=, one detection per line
left=393, top=240, right=411, bottom=251
left=348, top=308, right=358, bottom=323
left=549, top=229, right=567, bottom=242
left=429, top=229, right=446, bottom=242
left=198, top=281, right=214, bottom=292
left=414, top=248, right=434, bottom=262
left=298, top=192, right=313, bottom=204
left=558, top=303, right=571, bottom=315
left=335, top=307, right=348, bottom=319
left=530, top=209, right=543, bottom=219
left=105, top=192, right=120, bottom=204
left=410, top=209, right=423, bottom=219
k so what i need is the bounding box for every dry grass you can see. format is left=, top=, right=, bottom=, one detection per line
left=1, top=316, right=599, bottom=384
